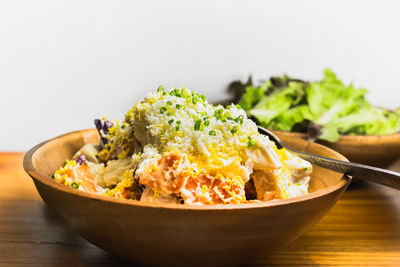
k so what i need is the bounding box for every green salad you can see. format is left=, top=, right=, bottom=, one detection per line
left=228, top=69, right=400, bottom=142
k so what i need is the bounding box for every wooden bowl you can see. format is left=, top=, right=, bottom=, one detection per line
left=24, top=129, right=351, bottom=267
left=272, top=130, right=400, bottom=169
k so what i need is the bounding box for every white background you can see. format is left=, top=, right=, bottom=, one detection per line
left=1, top=0, right=400, bottom=151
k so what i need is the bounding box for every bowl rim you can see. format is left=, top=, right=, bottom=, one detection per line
left=272, top=129, right=400, bottom=142
left=23, top=129, right=351, bottom=211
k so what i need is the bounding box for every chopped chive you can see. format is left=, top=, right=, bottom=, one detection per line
left=230, top=126, right=238, bottom=134
left=160, top=107, right=167, bottom=114
left=236, top=104, right=242, bottom=109
left=121, top=124, right=125, bottom=129
left=71, top=182, right=79, bottom=189
left=167, top=112, right=173, bottom=116
left=175, top=125, right=180, bottom=131
left=168, top=119, right=174, bottom=124
left=194, top=119, right=202, bottom=131
left=157, top=85, right=165, bottom=92
left=214, top=108, right=226, bottom=121
left=162, top=91, right=167, bottom=96
left=295, top=182, right=302, bottom=186
left=204, top=120, right=210, bottom=126
left=176, top=120, right=181, bottom=124
left=192, top=97, right=198, bottom=105
left=304, top=167, right=310, bottom=171
left=247, top=140, right=255, bottom=147
left=171, top=88, right=181, bottom=97
left=234, top=115, right=244, bottom=124
left=176, top=104, right=182, bottom=109
left=167, top=101, right=172, bottom=105
left=51, top=173, right=55, bottom=179
left=161, top=129, right=166, bottom=134
left=199, top=95, right=206, bottom=101
left=209, top=130, right=216, bottom=136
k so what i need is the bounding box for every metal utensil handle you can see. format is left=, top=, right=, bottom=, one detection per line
left=257, top=126, right=400, bottom=190
left=295, top=151, right=400, bottom=190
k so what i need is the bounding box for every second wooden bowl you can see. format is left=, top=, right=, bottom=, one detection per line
left=23, top=129, right=351, bottom=266
left=273, top=130, right=400, bottom=169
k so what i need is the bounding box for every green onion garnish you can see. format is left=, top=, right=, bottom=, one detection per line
left=170, top=88, right=181, bottom=97
left=175, top=125, right=180, bottom=131
left=230, top=126, right=238, bottom=134
left=176, top=104, right=182, bottom=109
left=247, top=140, right=255, bottom=147
left=234, top=115, right=244, bottom=124
left=168, top=119, right=174, bottom=124
left=160, top=107, right=167, bottom=114
left=194, top=119, right=202, bottom=131
left=176, top=120, right=181, bottom=124
left=157, top=85, right=165, bottom=92
left=209, top=130, right=216, bottom=136
left=204, top=120, right=210, bottom=126
left=167, top=101, right=172, bottom=105
left=71, top=182, right=79, bottom=189
left=214, top=108, right=226, bottom=121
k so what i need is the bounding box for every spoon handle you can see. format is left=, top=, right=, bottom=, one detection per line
left=257, top=126, right=400, bottom=190
left=294, top=151, right=400, bottom=190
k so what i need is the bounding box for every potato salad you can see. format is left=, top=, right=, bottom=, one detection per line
left=53, top=87, right=312, bottom=205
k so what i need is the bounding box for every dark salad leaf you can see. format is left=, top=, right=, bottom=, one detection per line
left=226, top=76, right=253, bottom=104
left=94, top=118, right=113, bottom=145
left=75, top=155, right=87, bottom=165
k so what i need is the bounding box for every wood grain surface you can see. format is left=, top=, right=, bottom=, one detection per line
left=2, top=152, right=400, bottom=266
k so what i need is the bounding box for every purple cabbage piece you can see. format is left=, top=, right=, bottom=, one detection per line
left=94, top=118, right=113, bottom=145
left=75, top=155, right=87, bottom=165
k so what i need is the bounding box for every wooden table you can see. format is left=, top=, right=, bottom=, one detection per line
left=1, top=153, right=400, bottom=266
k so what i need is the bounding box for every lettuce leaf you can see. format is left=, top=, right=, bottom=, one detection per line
left=232, top=69, right=400, bottom=142
left=239, top=85, right=265, bottom=111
